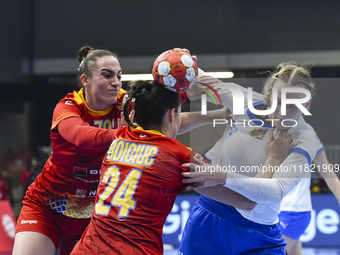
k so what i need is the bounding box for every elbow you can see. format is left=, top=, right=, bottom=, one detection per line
left=233, top=194, right=257, bottom=211
left=247, top=201, right=257, bottom=211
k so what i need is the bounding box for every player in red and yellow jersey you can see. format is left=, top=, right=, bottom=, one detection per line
left=13, top=46, right=231, bottom=255
left=13, top=46, right=127, bottom=255
left=75, top=126, right=193, bottom=254
left=71, top=80, right=255, bottom=255
left=29, top=87, right=126, bottom=217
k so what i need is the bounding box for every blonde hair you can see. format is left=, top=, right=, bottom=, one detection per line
left=263, top=62, right=316, bottom=106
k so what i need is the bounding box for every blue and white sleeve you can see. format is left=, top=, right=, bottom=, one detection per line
left=224, top=153, right=309, bottom=204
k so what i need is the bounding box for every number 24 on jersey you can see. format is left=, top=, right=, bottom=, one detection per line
left=95, top=165, right=142, bottom=218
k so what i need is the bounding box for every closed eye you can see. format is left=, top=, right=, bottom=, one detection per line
left=101, top=71, right=113, bottom=78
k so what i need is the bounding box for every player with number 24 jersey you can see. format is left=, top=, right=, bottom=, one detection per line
left=71, top=125, right=198, bottom=255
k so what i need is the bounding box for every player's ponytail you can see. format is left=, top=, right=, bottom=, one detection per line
left=123, top=80, right=180, bottom=130
left=78, top=46, right=93, bottom=64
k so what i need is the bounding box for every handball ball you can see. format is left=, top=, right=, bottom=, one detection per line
left=152, top=49, right=198, bottom=93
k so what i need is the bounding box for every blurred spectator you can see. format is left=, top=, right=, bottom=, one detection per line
left=20, top=156, right=39, bottom=187
left=38, top=144, right=52, bottom=164
left=5, top=151, right=31, bottom=177
left=0, top=167, right=10, bottom=200
left=2, top=149, right=16, bottom=166
left=23, top=157, right=42, bottom=193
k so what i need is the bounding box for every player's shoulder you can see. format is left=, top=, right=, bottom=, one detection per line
left=57, top=90, right=85, bottom=107
left=160, top=135, right=190, bottom=152
left=302, top=122, right=323, bottom=152
left=128, top=127, right=190, bottom=151
left=305, top=122, right=313, bottom=130
left=52, top=90, right=86, bottom=125
left=291, top=118, right=318, bottom=160
left=297, top=120, right=316, bottom=142
left=153, top=135, right=191, bottom=162
left=117, top=88, right=127, bottom=103
left=54, top=90, right=85, bottom=116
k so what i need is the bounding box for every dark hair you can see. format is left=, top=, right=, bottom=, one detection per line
left=77, top=45, right=118, bottom=87
left=123, top=80, right=181, bottom=130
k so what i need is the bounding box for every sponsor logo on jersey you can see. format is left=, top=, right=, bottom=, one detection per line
left=74, top=176, right=88, bottom=183
left=249, top=128, right=268, bottom=140
left=75, top=189, right=87, bottom=198
left=89, top=190, right=97, bottom=196
left=229, top=124, right=238, bottom=137
left=65, top=100, right=74, bottom=105
left=74, top=166, right=87, bottom=176
left=20, top=220, right=38, bottom=224
left=279, top=221, right=288, bottom=229
left=190, top=151, right=209, bottom=164
left=90, top=169, right=100, bottom=175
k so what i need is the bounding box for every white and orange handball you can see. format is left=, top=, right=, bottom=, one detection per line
left=152, top=49, right=198, bottom=93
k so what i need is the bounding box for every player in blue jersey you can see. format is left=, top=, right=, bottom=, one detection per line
left=278, top=123, right=340, bottom=255
left=260, top=81, right=340, bottom=255
left=179, top=63, right=318, bottom=254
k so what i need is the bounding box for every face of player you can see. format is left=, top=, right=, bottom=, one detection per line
left=170, top=105, right=182, bottom=139
left=269, top=81, right=311, bottom=130
left=85, top=56, right=122, bottom=111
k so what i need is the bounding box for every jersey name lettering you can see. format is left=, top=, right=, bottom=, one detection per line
left=106, top=140, right=158, bottom=167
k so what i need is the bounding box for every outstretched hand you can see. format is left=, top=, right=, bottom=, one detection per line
left=174, top=48, right=197, bottom=62
left=182, top=161, right=227, bottom=189
left=185, top=75, right=221, bottom=101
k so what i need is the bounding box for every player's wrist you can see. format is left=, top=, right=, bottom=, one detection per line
left=265, top=156, right=283, bottom=167
left=185, top=90, right=190, bottom=101
left=180, top=91, right=189, bottom=104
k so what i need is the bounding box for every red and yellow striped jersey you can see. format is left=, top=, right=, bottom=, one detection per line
left=71, top=126, right=199, bottom=255
left=25, top=88, right=126, bottom=219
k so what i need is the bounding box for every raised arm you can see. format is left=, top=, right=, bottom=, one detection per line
left=58, top=117, right=116, bottom=149
left=178, top=107, right=230, bottom=134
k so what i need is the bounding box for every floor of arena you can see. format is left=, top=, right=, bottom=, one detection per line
left=163, top=246, right=340, bottom=255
